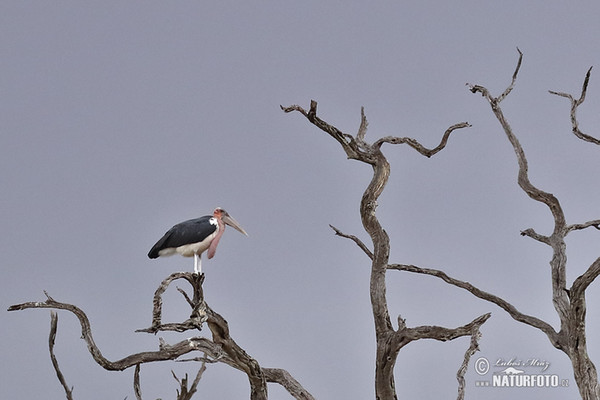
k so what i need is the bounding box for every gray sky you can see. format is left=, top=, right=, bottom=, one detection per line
left=2, top=2, right=600, bottom=399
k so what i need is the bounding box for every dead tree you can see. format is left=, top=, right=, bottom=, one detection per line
left=282, top=50, right=600, bottom=400
left=8, top=273, right=314, bottom=400
left=346, top=50, right=599, bottom=399
left=466, top=50, right=600, bottom=400
left=281, top=102, right=490, bottom=400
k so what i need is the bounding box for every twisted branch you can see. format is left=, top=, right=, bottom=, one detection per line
left=549, top=67, right=600, bottom=145
left=374, top=122, right=472, bottom=157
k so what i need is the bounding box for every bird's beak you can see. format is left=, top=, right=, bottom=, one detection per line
left=222, top=214, right=248, bottom=236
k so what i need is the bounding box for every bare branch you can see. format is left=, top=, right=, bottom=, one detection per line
left=329, top=224, right=373, bottom=259
left=549, top=66, right=600, bottom=145
left=136, top=272, right=207, bottom=334
left=373, top=122, right=471, bottom=157
left=567, top=219, right=600, bottom=235
left=49, top=311, right=74, bottom=400
left=468, top=47, right=523, bottom=104
left=519, top=228, right=550, bottom=244
left=388, top=263, right=561, bottom=348
left=133, top=364, right=142, bottom=400
left=177, top=354, right=223, bottom=364
left=6, top=297, right=232, bottom=369
left=263, top=368, right=316, bottom=400
left=456, top=323, right=483, bottom=400
left=497, top=47, right=523, bottom=102
left=204, top=306, right=268, bottom=400
left=281, top=101, right=365, bottom=162
left=571, top=257, right=600, bottom=299
left=357, top=106, right=368, bottom=142
left=189, top=364, right=207, bottom=398
left=400, top=313, right=490, bottom=343
left=177, top=286, right=195, bottom=308
left=172, top=366, right=206, bottom=400
left=468, top=49, right=571, bottom=332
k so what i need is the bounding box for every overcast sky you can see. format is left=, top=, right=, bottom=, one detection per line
left=2, top=2, right=600, bottom=399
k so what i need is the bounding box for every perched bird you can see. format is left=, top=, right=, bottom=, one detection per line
left=148, top=207, right=247, bottom=274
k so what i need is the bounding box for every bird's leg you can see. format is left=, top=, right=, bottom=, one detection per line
left=194, top=253, right=202, bottom=275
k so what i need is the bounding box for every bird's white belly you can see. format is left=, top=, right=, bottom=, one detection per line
left=158, top=231, right=217, bottom=258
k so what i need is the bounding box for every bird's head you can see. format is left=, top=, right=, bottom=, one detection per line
left=214, top=207, right=248, bottom=236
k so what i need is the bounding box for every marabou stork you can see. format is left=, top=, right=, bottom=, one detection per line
left=148, top=207, right=247, bottom=274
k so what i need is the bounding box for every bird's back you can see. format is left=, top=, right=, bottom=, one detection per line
left=148, top=215, right=216, bottom=258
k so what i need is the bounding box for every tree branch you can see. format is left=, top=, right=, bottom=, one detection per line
left=549, top=66, right=600, bottom=145
left=519, top=228, right=550, bottom=244
left=373, top=122, right=471, bottom=157
left=49, top=311, right=74, bottom=400
left=571, top=257, right=600, bottom=299
left=136, top=272, right=207, bottom=334
left=566, top=219, right=600, bottom=235
left=263, top=368, right=316, bottom=400
left=329, top=224, right=373, bottom=260
left=497, top=47, right=523, bottom=102
left=133, top=364, right=142, bottom=400
left=468, top=48, right=571, bottom=332
left=281, top=101, right=366, bottom=162
left=172, top=366, right=205, bottom=400
left=456, top=322, right=483, bottom=400
left=399, top=313, right=490, bottom=343
left=388, top=263, right=561, bottom=348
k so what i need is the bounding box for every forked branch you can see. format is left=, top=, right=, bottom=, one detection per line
left=549, top=66, right=600, bottom=145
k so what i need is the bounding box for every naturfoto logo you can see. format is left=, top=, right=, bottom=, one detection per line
left=474, top=356, right=569, bottom=389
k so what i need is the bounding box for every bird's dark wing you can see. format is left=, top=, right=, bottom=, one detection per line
left=148, top=216, right=216, bottom=258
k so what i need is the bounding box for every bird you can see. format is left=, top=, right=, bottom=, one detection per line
left=148, top=207, right=248, bottom=274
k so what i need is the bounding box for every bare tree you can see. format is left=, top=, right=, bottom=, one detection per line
left=280, top=102, right=490, bottom=400
left=466, top=50, right=600, bottom=399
